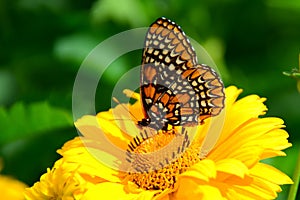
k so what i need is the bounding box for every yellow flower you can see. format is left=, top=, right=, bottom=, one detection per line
left=24, top=159, right=88, bottom=200
left=0, top=159, right=28, bottom=200
left=28, top=86, right=293, bottom=199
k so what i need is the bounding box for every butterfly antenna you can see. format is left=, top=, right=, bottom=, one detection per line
left=112, top=97, right=139, bottom=122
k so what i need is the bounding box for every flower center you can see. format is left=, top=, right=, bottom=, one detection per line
left=125, top=128, right=201, bottom=190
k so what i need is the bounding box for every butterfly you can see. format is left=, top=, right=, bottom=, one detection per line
left=138, top=17, right=225, bottom=130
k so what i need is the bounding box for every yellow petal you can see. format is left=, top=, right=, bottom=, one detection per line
left=233, top=117, right=285, bottom=141
left=75, top=115, right=130, bottom=149
left=227, top=162, right=293, bottom=199
left=261, top=150, right=287, bottom=160
left=81, top=182, right=135, bottom=200
left=82, top=182, right=158, bottom=200
left=226, top=187, right=271, bottom=200
left=220, top=95, right=267, bottom=142
left=98, top=109, right=140, bottom=139
left=210, top=138, right=263, bottom=168
left=25, top=160, right=88, bottom=200
left=232, top=177, right=279, bottom=199
left=250, top=163, right=293, bottom=185
left=226, top=188, right=250, bottom=200
left=257, top=129, right=291, bottom=150
left=58, top=138, right=121, bottom=183
left=0, top=175, right=27, bottom=200
left=179, top=159, right=216, bottom=182
left=209, top=116, right=291, bottom=168
left=173, top=183, right=225, bottom=200
left=216, top=159, right=249, bottom=178
left=224, top=86, right=243, bottom=110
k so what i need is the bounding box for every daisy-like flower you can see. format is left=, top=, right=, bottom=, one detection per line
left=25, top=86, right=293, bottom=199
left=0, top=159, right=28, bottom=200
left=24, top=159, right=88, bottom=199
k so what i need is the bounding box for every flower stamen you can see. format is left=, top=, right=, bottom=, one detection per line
left=125, top=128, right=201, bottom=190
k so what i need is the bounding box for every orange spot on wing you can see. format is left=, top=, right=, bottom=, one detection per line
left=169, top=32, right=176, bottom=39
left=167, top=24, right=174, bottom=29
left=162, top=29, right=170, bottom=37
left=144, top=85, right=156, bottom=99
left=181, top=51, right=191, bottom=61
left=199, top=114, right=211, bottom=122
left=150, top=105, right=158, bottom=113
left=168, top=103, right=175, bottom=111
left=160, top=93, right=170, bottom=106
left=211, top=96, right=225, bottom=110
left=180, top=107, right=194, bottom=115
left=173, top=27, right=180, bottom=33
left=203, top=71, right=216, bottom=80
left=165, top=112, right=174, bottom=118
left=176, top=93, right=190, bottom=104
left=186, top=61, right=194, bottom=68
left=210, top=87, right=223, bottom=96
left=169, top=96, right=179, bottom=104
left=211, top=107, right=222, bottom=115
left=156, top=26, right=164, bottom=35
left=210, top=79, right=223, bottom=87
left=144, top=66, right=157, bottom=82
left=149, top=26, right=158, bottom=33
left=182, top=69, right=195, bottom=79
left=190, top=69, right=203, bottom=79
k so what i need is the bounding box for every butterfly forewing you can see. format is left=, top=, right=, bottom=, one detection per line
left=140, top=17, right=225, bottom=130
left=141, top=17, right=197, bottom=84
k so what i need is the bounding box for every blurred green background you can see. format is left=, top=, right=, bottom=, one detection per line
left=0, top=0, right=299, bottom=199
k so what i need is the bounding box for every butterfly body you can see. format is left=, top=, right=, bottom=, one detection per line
left=139, top=17, right=225, bottom=130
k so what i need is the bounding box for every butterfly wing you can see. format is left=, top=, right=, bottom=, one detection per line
left=140, top=17, right=225, bottom=129
left=181, top=64, right=225, bottom=123
left=141, top=17, right=197, bottom=86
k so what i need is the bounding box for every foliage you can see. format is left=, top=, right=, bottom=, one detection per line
left=0, top=102, right=72, bottom=145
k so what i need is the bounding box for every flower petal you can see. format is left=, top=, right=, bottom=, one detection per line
left=219, top=94, right=267, bottom=143
left=75, top=115, right=130, bottom=149
left=216, top=159, right=249, bottom=179
left=81, top=182, right=136, bottom=200
left=0, top=175, right=27, bottom=200
left=173, top=183, right=225, bottom=200
left=209, top=115, right=291, bottom=168
left=209, top=136, right=263, bottom=168
left=58, top=137, right=122, bottom=183
left=224, top=86, right=243, bottom=110
left=224, top=162, right=293, bottom=200
left=232, top=178, right=280, bottom=199
left=250, top=163, right=293, bottom=185
left=180, top=159, right=216, bottom=182
left=24, top=159, right=87, bottom=200
left=82, top=182, right=160, bottom=200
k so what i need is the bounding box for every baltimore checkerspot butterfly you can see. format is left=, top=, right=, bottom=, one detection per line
left=138, top=17, right=225, bottom=130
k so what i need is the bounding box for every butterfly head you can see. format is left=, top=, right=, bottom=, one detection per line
left=138, top=118, right=151, bottom=127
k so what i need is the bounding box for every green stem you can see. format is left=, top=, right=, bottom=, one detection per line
left=287, top=150, right=300, bottom=200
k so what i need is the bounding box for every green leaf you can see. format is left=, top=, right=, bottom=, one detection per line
left=91, top=0, right=149, bottom=27
left=54, top=33, right=100, bottom=65
left=0, top=102, right=73, bottom=145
